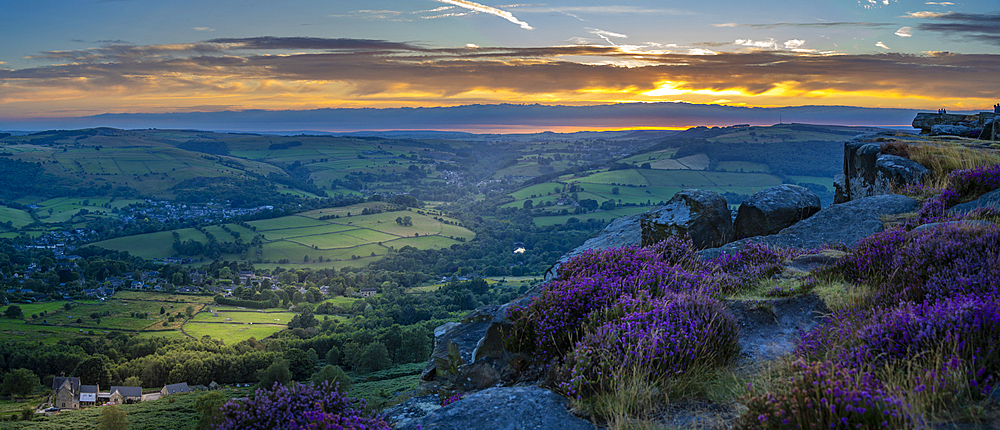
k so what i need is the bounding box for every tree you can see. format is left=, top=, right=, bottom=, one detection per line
left=4, top=305, right=22, bottom=319
left=612, top=187, right=620, bottom=195
left=1, top=368, right=39, bottom=399
left=310, top=365, right=352, bottom=390
left=97, top=405, right=128, bottom=430
left=160, top=306, right=165, bottom=315
left=358, top=342, right=392, bottom=374
left=640, top=162, right=652, bottom=169
left=122, top=376, right=142, bottom=387
left=185, top=305, right=195, bottom=319
left=257, top=359, right=291, bottom=388
left=284, top=348, right=315, bottom=381
left=194, top=391, right=227, bottom=430
left=73, top=356, right=113, bottom=387
left=522, top=199, right=533, bottom=210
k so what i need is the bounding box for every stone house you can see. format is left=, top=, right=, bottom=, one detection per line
left=160, top=382, right=190, bottom=396
left=108, top=386, right=142, bottom=404
left=358, top=288, right=377, bottom=298
left=52, top=377, right=81, bottom=410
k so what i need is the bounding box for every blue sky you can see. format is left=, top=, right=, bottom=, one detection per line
left=1, top=0, right=998, bottom=126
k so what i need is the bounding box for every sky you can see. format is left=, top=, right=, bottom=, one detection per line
left=1, top=0, right=998, bottom=131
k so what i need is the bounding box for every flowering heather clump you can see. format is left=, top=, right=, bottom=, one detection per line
left=943, top=164, right=1000, bottom=204
left=557, top=293, right=738, bottom=398
left=506, top=249, right=718, bottom=358
left=709, top=242, right=794, bottom=293
left=838, top=227, right=909, bottom=285
left=440, top=391, right=464, bottom=406
left=213, top=381, right=388, bottom=430
left=884, top=225, right=1000, bottom=305
left=846, top=294, right=1000, bottom=394
left=736, top=361, right=916, bottom=430
left=795, top=308, right=871, bottom=361
left=839, top=224, right=1000, bottom=305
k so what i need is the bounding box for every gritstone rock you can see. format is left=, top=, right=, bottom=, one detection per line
left=950, top=189, right=1000, bottom=215
left=734, top=184, right=821, bottom=239
left=641, top=189, right=733, bottom=249
left=701, top=194, right=919, bottom=259
left=397, top=386, right=596, bottom=430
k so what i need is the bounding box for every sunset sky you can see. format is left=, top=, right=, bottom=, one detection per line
left=1, top=0, right=998, bottom=130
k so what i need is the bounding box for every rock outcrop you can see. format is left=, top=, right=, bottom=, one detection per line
left=701, top=194, right=919, bottom=259
left=912, top=111, right=998, bottom=140
left=840, top=133, right=929, bottom=202
left=640, top=189, right=733, bottom=249
left=734, top=185, right=821, bottom=239
left=397, top=386, right=596, bottom=430
left=931, top=124, right=975, bottom=136
left=949, top=189, right=1000, bottom=214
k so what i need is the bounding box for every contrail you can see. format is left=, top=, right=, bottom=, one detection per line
left=435, top=0, right=533, bottom=29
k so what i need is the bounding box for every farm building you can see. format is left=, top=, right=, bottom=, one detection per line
left=160, top=382, right=190, bottom=396
left=358, top=288, right=377, bottom=298
left=109, top=386, right=142, bottom=404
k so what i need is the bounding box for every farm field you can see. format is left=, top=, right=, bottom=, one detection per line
left=182, top=321, right=285, bottom=343
left=91, top=203, right=475, bottom=268
left=0, top=206, right=34, bottom=229
left=190, top=310, right=297, bottom=324
left=532, top=206, right=651, bottom=227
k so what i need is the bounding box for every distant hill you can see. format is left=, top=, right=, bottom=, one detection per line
left=0, top=102, right=946, bottom=133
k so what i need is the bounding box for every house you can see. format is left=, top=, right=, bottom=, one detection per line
left=79, top=385, right=98, bottom=407
left=108, top=386, right=142, bottom=404
left=160, top=382, right=190, bottom=396
left=52, top=377, right=81, bottom=410
left=358, top=288, right=377, bottom=298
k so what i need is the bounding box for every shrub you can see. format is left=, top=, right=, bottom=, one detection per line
left=214, top=381, right=388, bottom=430
left=839, top=224, right=1000, bottom=305
left=847, top=294, right=1000, bottom=395
left=737, top=361, right=916, bottom=430
left=557, top=293, right=738, bottom=399
left=709, top=243, right=795, bottom=293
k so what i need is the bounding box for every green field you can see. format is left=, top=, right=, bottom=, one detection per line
left=92, top=204, right=474, bottom=269
left=190, top=310, right=297, bottom=324
left=0, top=206, right=34, bottom=229
left=532, top=206, right=651, bottom=227
left=182, top=321, right=285, bottom=343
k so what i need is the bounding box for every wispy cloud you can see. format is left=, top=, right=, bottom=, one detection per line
left=876, top=41, right=890, bottom=49
left=587, top=28, right=628, bottom=46
left=895, top=27, right=913, bottom=37
left=714, top=21, right=895, bottom=28
left=508, top=6, right=693, bottom=15
left=193, top=27, right=215, bottom=32
left=905, top=11, right=949, bottom=18
left=4, top=36, right=999, bottom=115
left=914, top=12, right=1000, bottom=45
left=859, top=0, right=896, bottom=10
left=925, top=2, right=954, bottom=6
left=434, top=0, right=532, bottom=29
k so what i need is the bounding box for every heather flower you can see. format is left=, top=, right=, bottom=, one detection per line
left=736, top=361, right=917, bottom=430
left=213, top=381, right=388, bottom=430
left=558, top=293, right=739, bottom=398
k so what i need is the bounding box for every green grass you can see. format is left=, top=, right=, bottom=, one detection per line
left=533, top=206, right=651, bottom=227
left=182, top=321, right=285, bottom=343
left=0, top=206, right=33, bottom=229
left=190, top=310, right=297, bottom=324
left=717, top=161, right=770, bottom=173
left=0, top=390, right=211, bottom=430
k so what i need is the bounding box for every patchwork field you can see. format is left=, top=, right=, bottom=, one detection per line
left=91, top=204, right=475, bottom=268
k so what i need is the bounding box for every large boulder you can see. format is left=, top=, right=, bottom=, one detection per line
left=734, top=185, right=821, bottom=238
left=931, top=124, right=974, bottom=136
left=841, top=133, right=929, bottom=201
left=875, top=154, right=929, bottom=190
left=912, top=112, right=976, bottom=133
left=397, top=386, right=596, bottom=430
left=949, top=189, right=1000, bottom=214
left=640, top=189, right=734, bottom=249
left=701, top=194, right=919, bottom=259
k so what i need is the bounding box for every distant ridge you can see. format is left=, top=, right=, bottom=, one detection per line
left=0, top=102, right=976, bottom=133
